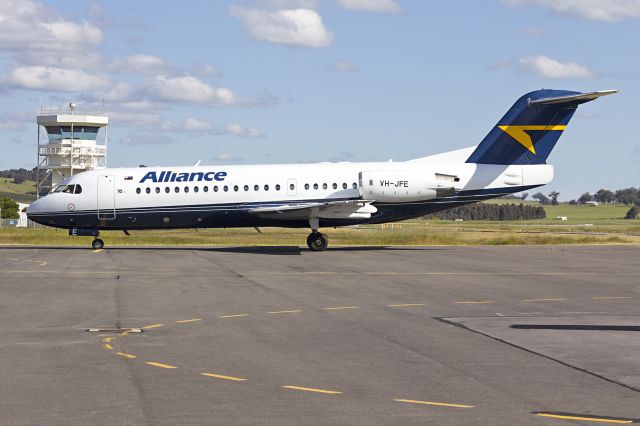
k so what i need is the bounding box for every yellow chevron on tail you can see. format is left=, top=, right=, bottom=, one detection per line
left=498, top=125, right=567, bottom=154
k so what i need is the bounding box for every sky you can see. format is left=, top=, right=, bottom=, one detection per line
left=0, top=0, right=639, bottom=200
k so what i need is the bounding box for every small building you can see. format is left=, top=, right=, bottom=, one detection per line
left=585, top=201, right=599, bottom=207
left=555, top=216, right=568, bottom=221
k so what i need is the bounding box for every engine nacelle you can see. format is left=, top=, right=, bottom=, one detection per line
left=359, top=170, right=438, bottom=202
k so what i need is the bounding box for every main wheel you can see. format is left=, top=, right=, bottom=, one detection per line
left=307, top=232, right=328, bottom=251
left=92, top=239, right=104, bottom=250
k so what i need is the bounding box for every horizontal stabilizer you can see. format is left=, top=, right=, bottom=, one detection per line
left=529, top=90, right=618, bottom=107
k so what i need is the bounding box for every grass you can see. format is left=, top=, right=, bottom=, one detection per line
left=0, top=178, right=37, bottom=203
left=0, top=222, right=637, bottom=247
left=0, top=191, right=637, bottom=247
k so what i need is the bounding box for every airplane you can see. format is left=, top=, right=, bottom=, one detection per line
left=27, top=89, right=617, bottom=251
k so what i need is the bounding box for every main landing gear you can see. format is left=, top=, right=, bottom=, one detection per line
left=307, top=231, right=328, bottom=251
left=307, top=217, right=329, bottom=251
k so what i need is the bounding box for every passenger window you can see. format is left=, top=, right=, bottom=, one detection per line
left=203, top=186, right=208, bottom=192
left=313, top=183, right=318, bottom=190
left=194, top=186, right=199, bottom=193
left=74, top=185, right=82, bottom=194
left=175, top=187, right=179, bottom=193
left=155, top=187, right=160, bottom=193
left=214, top=186, right=219, bottom=192
left=264, top=185, right=269, bottom=191
left=234, top=185, right=239, bottom=192
left=254, top=185, right=259, bottom=191
left=184, top=186, right=189, bottom=193
left=244, top=185, right=249, bottom=191
left=322, top=183, right=327, bottom=190
left=136, top=188, right=141, bottom=194
left=289, top=184, right=294, bottom=190
left=342, top=183, right=347, bottom=189
left=146, top=187, right=151, bottom=194
left=224, top=186, right=229, bottom=192
left=275, top=184, right=281, bottom=191
left=332, top=183, right=337, bottom=190
left=304, top=183, right=309, bottom=190
left=165, top=187, right=170, bottom=193
left=352, top=183, right=357, bottom=189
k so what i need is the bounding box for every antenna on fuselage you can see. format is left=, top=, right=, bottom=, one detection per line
left=193, top=160, right=201, bottom=166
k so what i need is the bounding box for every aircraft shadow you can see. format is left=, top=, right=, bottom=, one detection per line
left=0, top=245, right=450, bottom=256
left=511, top=324, right=640, bottom=332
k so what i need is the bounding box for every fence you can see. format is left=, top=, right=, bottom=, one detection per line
left=0, top=218, right=47, bottom=229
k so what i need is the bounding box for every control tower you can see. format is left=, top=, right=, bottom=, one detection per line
left=36, top=103, right=108, bottom=197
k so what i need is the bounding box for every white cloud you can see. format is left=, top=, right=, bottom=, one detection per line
left=0, top=0, right=102, bottom=50
left=257, top=0, right=320, bottom=8
left=110, top=54, right=165, bottom=73
left=225, top=123, right=265, bottom=138
left=518, top=55, right=596, bottom=79
left=212, top=153, right=244, bottom=162
left=121, top=132, right=175, bottom=146
left=96, top=83, right=131, bottom=101
left=147, top=74, right=238, bottom=105
left=14, top=50, right=102, bottom=70
left=183, top=117, right=213, bottom=132
left=191, top=64, right=222, bottom=78
left=6, top=66, right=111, bottom=91
left=336, top=0, right=401, bottom=14
left=333, top=60, right=359, bottom=72
left=502, top=0, right=640, bottom=22
left=230, top=6, right=333, bottom=48
left=159, top=118, right=266, bottom=138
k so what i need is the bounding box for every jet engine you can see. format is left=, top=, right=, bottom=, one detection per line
left=359, top=170, right=459, bottom=202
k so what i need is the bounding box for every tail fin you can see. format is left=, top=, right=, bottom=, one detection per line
left=466, top=89, right=617, bottom=165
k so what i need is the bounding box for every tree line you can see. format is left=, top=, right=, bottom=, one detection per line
left=0, top=168, right=38, bottom=185
left=426, top=203, right=546, bottom=221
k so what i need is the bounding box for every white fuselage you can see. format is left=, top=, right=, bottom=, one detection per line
left=27, top=154, right=553, bottom=231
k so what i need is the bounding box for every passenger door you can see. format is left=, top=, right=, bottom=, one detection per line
left=97, top=175, right=116, bottom=220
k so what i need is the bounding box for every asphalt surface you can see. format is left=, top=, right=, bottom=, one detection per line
left=0, top=245, right=639, bottom=425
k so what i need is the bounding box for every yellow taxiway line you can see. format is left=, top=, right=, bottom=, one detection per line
left=283, top=385, right=342, bottom=395
left=394, top=398, right=474, bottom=409
left=200, top=372, right=247, bottom=382
left=117, top=352, right=137, bottom=359
left=536, top=413, right=632, bottom=424
left=146, top=361, right=177, bottom=369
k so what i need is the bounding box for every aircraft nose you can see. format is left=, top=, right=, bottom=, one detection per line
left=26, top=198, right=42, bottom=216
left=26, top=196, right=53, bottom=225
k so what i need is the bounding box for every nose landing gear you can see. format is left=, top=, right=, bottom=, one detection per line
left=91, top=238, right=105, bottom=250
left=69, top=228, right=104, bottom=249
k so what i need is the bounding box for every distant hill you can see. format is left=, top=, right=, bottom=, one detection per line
left=0, top=178, right=37, bottom=203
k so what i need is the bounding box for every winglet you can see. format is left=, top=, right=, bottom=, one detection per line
left=529, top=90, right=618, bottom=106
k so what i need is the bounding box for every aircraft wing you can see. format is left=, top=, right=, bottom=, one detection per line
left=248, top=199, right=377, bottom=220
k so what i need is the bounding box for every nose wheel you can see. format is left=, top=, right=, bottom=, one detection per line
left=91, top=239, right=104, bottom=250
left=307, top=232, right=328, bottom=251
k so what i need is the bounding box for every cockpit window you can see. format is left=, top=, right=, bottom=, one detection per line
left=53, top=184, right=81, bottom=194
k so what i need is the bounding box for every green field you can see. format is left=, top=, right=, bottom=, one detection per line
left=0, top=178, right=36, bottom=203
left=1, top=217, right=637, bottom=247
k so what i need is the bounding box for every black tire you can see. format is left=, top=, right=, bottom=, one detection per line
left=92, top=239, right=104, bottom=250
left=307, top=232, right=328, bottom=251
